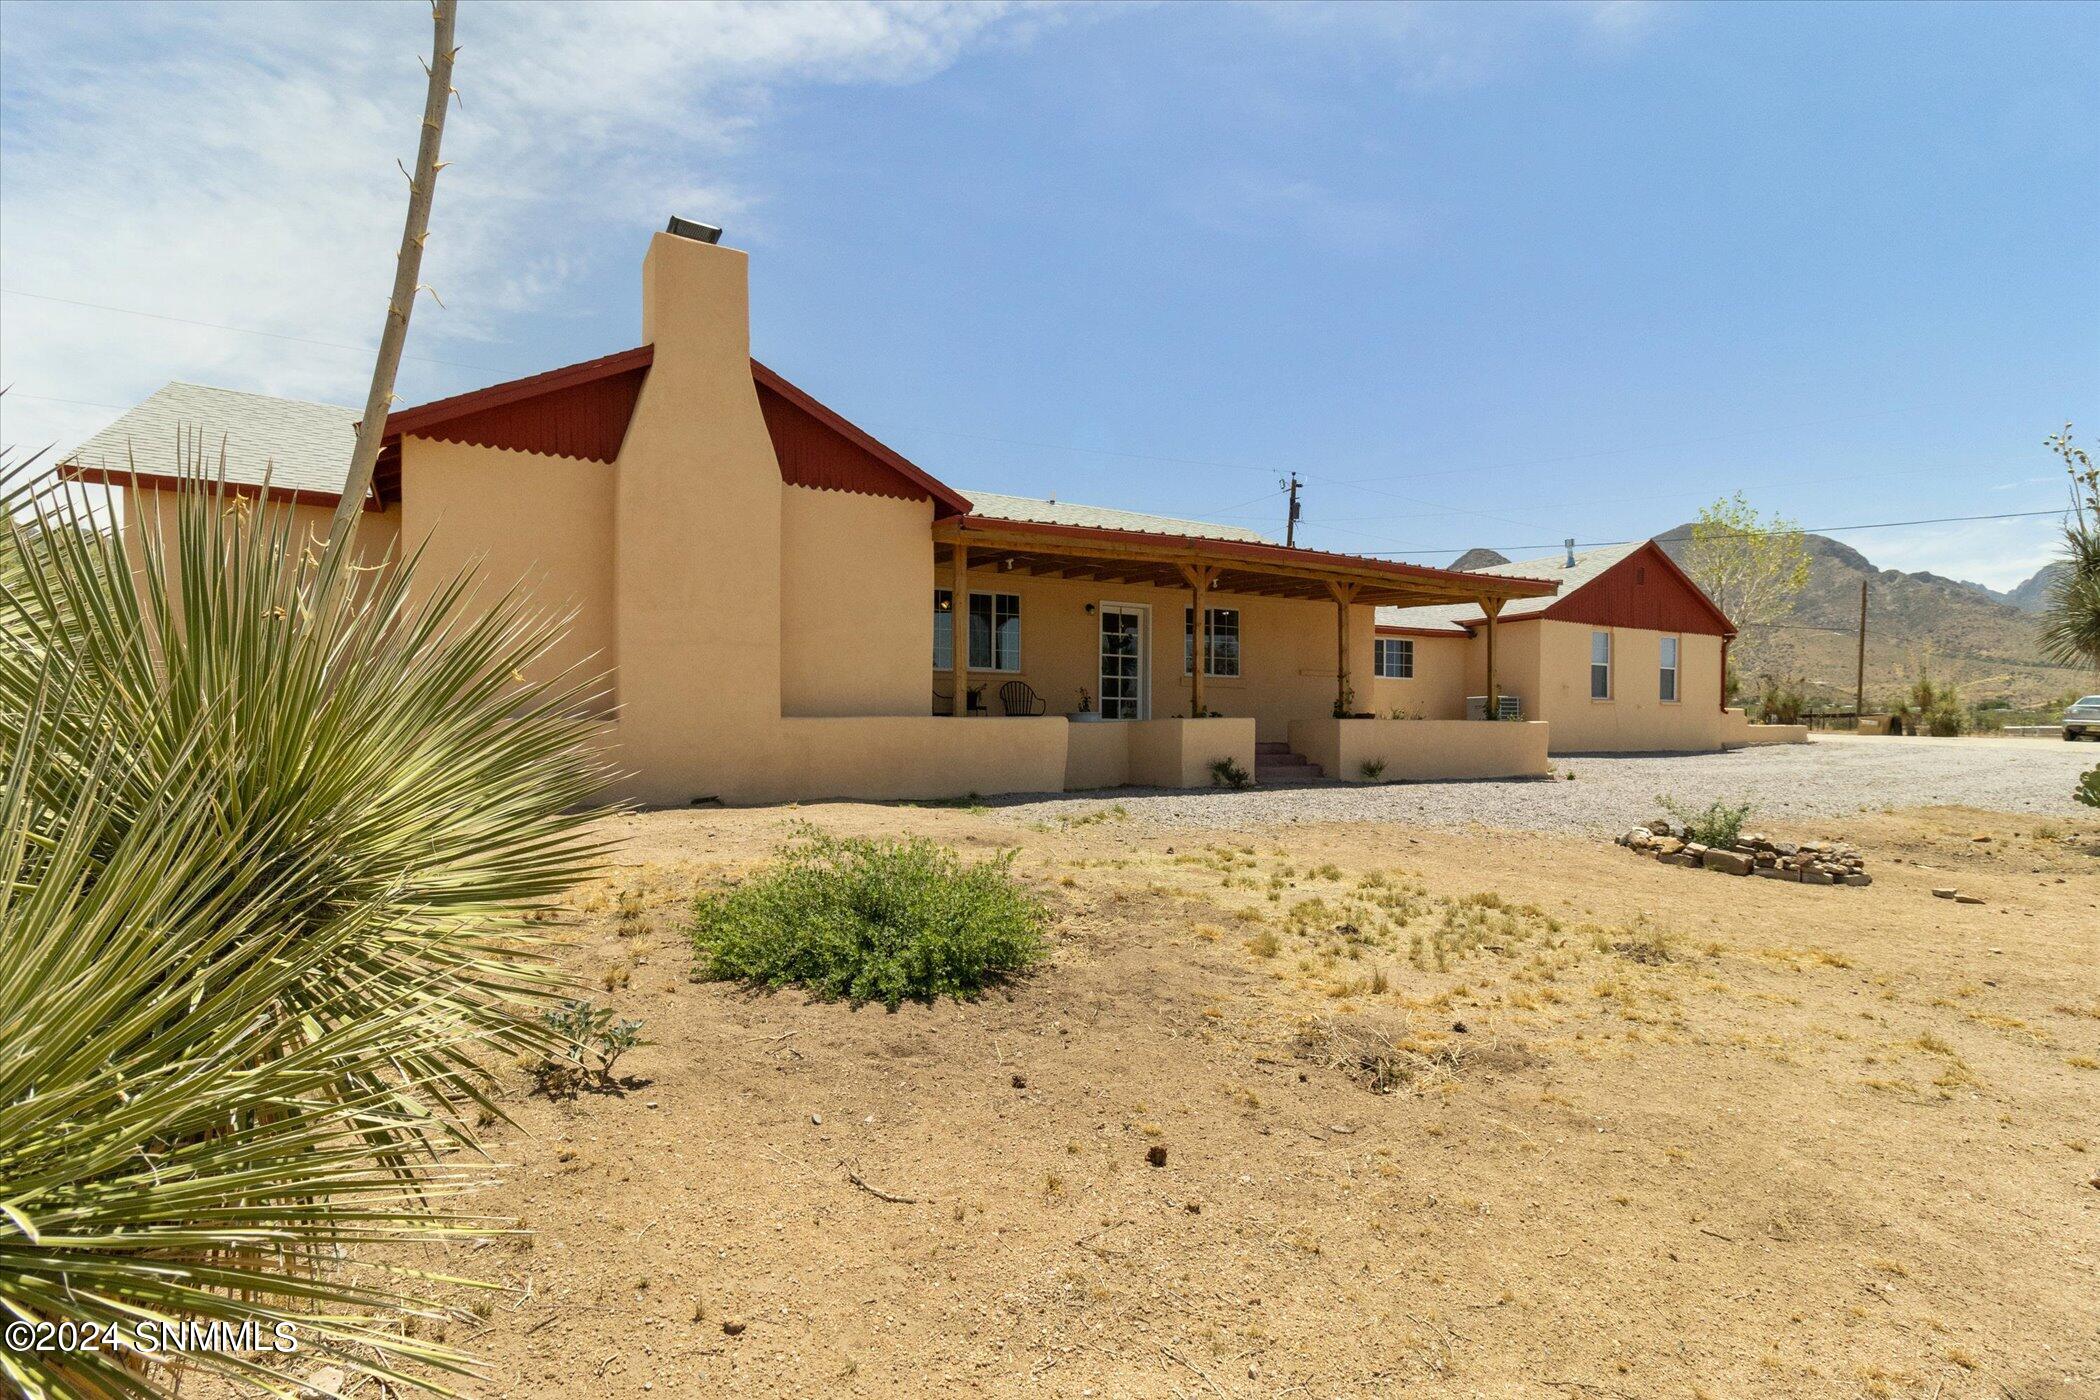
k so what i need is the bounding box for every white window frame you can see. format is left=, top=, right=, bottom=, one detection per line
left=1374, top=637, right=1414, bottom=679
left=932, top=589, right=1022, bottom=673
left=1182, top=606, right=1241, bottom=678
left=1590, top=629, right=1613, bottom=701
left=1658, top=634, right=1680, bottom=704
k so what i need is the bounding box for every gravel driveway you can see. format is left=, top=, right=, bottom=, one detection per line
left=985, top=734, right=2100, bottom=835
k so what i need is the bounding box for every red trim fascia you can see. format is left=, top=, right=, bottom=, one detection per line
left=947, top=515, right=1560, bottom=597
left=60, top=463, right=382, bottom=512
left=751, top=360, right=972, bottom=518
left=379, top=345, right=656, bottom=442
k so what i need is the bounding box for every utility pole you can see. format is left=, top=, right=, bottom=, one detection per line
left=1283, top=473, right=1302, bottom=548
left=1854, top=578, right=1868, bottom=727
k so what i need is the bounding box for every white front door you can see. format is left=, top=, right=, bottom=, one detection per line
left=1099, top=604, right=1149, bottom=720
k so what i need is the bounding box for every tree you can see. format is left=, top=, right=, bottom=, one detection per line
left=2034, top=424, right=2100, bottom=809
left=328, top=0, right=460, bottom=548
left=1680, top=492, right=1812, bottom=646
left=2037, top=425, right=2100, bottom=674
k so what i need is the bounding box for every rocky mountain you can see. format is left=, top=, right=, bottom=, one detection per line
left=1450, top=547, right=1510, bottom=570
left=1644, top=526, right=2086, bottom=708
left=1956, top=560, right=2070, bottom=613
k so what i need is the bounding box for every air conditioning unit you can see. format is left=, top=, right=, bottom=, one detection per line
left=1466, top=695, right=1523, bottom=721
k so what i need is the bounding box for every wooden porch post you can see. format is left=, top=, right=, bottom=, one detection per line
left=1328, top=581, right=1361, bottom=716
left=1480, top=597, right=1504, bottom=718
left=950, top=542, right=970, bottom=716
left=1179, top=564, right=1216, bottom=717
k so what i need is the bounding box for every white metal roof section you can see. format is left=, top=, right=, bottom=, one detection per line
left=62, top=382, right=356, bottom=495
left=961, top=489, right=1275, bottom=544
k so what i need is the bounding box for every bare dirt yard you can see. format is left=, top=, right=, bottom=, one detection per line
left=398, top=790, right=2096, bottom=1400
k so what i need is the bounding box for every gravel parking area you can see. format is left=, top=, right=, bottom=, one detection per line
left=986, top=734, right=2100, bottom=835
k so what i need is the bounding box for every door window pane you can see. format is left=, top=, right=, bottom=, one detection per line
left=932, top=589, right=953, bottom=670
left=1100, top=610, right=1141, bottom=719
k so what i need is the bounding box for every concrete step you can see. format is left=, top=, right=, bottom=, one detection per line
left=1256, top=758, right=1323, bottom=784
left=1254, top=741, right=1294, bottom=755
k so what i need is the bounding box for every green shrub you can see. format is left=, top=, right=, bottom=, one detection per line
left=2078, top=764, right=2100, bottom=810
left=1755, top=674, right=1806, bottom=724
left=1359, top=758, right=1388, bottom=781
left=1209, top=756, right=1252, bottom=789
left=690, top=829, right=1048, bottom=1008
left=1658, top=795, right=1754, bottom=847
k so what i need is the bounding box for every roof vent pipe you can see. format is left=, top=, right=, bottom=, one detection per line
left=665, top=215, right=723, bottom=244
left=1564, top=537, right=1577, bottom=568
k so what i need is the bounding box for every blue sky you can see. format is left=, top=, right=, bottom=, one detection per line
left=3, top=1, right=2094, bottom=586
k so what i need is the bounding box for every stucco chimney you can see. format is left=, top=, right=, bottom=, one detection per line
left=612, top=227, right=787, bottom=803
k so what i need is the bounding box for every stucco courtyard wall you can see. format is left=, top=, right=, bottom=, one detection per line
left=1721, top=709, right=1810, bottom=746
left=1126, top=717, right=1257, bottom=789
left=1289, top=717, right=1551, bottom=782
left=766, top=717, right=1070, bottom=802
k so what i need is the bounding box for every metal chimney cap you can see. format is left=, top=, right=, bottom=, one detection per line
left=665, top=216, right=723, bottom=245
left=1564, top=537, right=1577, bottom=567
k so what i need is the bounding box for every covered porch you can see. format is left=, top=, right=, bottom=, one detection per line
left=929, top=514, right=1558, bottom=785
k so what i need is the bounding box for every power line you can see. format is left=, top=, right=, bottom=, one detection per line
left=1328, top=507, right=2072, bottom=559
left=0, top=288, right=507, bottom=373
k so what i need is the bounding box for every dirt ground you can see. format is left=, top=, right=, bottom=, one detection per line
left=392, top=799, right=2095, bottom=1400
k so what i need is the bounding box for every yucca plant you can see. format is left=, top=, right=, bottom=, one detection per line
left=2, top=450, right=612, bottom=1394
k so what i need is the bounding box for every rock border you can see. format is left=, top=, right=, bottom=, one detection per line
left=1618, top=821, right=1871, bottom=887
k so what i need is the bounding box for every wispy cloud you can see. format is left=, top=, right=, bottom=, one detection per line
left=1255, top=0, right=1671, bottom=93
left=0, top=0, right=1040, bottom=454
left=1861, top=515, right=2071, bottom=592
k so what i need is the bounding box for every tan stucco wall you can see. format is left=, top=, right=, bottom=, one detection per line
left=765, top=716, right=1069, bottom=802
left=1289, top=717, right=1550, bottom=781
left=1517, top=620, right=1727, bottom=752
left=398, top=438, right=616, bottom=703
left=1459, top=620, right=1546, bottom=723
left=939, top=567, right=1373, bottom=741
left=780, top=485, right=933, bottom=718
left=1127, top=717, right=1257, bottom=788
left=1368, top=633, right=1471, bottom=719
left=1064, top=720, right=1129, bottom=790
left=1720, top=709, right=1809, bottom=746
left=121, top=487, right=401, bottom=579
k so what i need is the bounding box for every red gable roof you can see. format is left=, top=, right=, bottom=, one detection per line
left=1539, top=540, right=1735, bottom=637
left=374, top=347, right=970, bottom=516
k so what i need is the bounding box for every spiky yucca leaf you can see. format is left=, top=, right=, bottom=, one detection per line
left=2038, top=520, right=2100, bottom=672
left=2, top=455, right=612, bottom=1134
left=0, top=688, right=510, bottom=1398
left=1, top=454, right=613, bottom=1395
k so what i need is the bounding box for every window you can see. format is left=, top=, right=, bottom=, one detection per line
left=1659, top=635, right=1679, bottom=703
left=1182, top=607, right=1240, bottom=677
left=1590, top=630, right=1613, bottom=700
left=971, top=592, right=1021, bottom=671
left=933, top=590, right=1021, bottom=672
left=1374, top=637, right=1414, bottom=679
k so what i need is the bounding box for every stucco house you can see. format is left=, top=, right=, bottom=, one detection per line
left=1372, top=539, right=1794, bottom=753
left=64, top=224, right=1776, bottom=804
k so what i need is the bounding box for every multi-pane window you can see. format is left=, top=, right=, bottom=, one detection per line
left=1590, top=630, right=1613, bottom=700
left=1182, top=607, right=1241, bottom=677
left=1658, top=635, right=1679, bottom=703
left=1373, top=637, right=1414, bottom=679
left=932, top=590, right=1021, bottom=672
left=970, top=592, right=1021, bottom=672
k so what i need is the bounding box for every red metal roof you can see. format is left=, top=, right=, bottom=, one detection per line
left=372, top=347, right=971, bottom=517
left=1538, top=539, right=1735, bottom=637
left=752, top=360, right=972, bottom=517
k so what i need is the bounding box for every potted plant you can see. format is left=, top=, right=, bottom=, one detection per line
left=1072, top=686, right=1102, bottom=721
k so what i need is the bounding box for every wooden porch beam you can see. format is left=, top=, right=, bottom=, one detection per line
left=1328, top=580, right=1361, bottom=717
left=950, top=542, right=970, bottom=716
left=1179, top=564, right=1219, bottom=718
left=1480, top=596, right=1505, bottom=719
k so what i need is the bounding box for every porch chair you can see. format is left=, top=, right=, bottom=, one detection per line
left=933, top=683, right=988, bottom=716
left=999, top=680, right=1047, bottom=716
